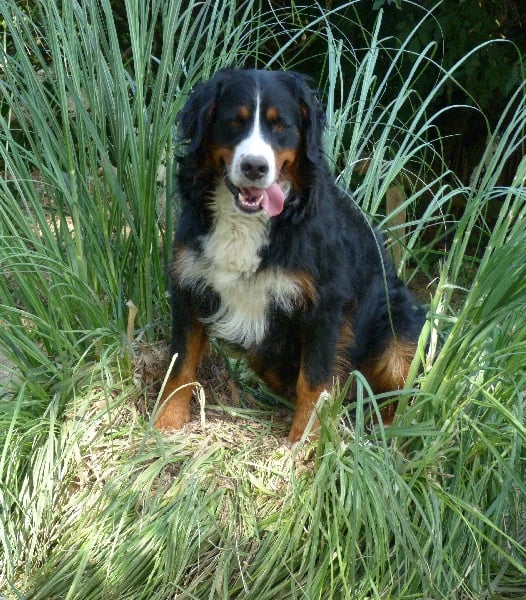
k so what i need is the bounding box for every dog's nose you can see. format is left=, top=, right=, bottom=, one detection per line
left=240, top=156, right=269, bottom=181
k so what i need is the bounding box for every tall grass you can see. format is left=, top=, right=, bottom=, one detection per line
left=0, top=1, right=525, bottom=598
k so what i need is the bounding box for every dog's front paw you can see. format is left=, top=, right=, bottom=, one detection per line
left=286, top=421, right=307, bottom=447
left=154, top=378, right=194, bottom=431
left=154, top=405, right=191, bottom=430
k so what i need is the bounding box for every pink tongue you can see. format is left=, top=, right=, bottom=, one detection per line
left=246, top=184, right=285, bottom=217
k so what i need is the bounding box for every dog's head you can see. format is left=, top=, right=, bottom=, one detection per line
left=177, top=68, right=325, bottom=217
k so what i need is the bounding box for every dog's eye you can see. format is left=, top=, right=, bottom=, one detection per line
left=229, top=119, right=243, bottom=129
left=272, top=122, right=285, bottom=133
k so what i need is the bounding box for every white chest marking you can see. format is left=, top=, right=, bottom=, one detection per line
left=176, top=182, right=303, bottom=348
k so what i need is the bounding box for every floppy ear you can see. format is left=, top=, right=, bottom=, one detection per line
left=282, top=71, right=326, bottom=165
left=177, top=69, right=230, bottom=154
left=277, top=72, right=327, bottom=222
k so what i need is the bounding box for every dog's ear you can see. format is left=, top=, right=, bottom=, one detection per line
left=177, top=69, right=230, bottom=154
left=281, top=72, right=326, bottom=165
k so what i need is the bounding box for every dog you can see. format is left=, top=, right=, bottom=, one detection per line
left=155, top=68, right=426, bottom=444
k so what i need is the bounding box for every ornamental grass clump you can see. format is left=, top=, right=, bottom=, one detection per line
left=0, top=1, right=524, bottom=598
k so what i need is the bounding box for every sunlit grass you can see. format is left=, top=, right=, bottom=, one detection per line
left=0, top=0, right=524, bottom=598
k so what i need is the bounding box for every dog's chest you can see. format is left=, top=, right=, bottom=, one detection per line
left=205, top=197, right=268, bottom=277
left=176, top=197, right=302, bottom=348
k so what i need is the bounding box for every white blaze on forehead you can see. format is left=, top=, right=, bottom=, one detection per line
left=230, top=92, right=276, bottom=188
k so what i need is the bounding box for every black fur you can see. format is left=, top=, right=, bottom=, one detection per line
left=157, top=68, right=426, bottom=443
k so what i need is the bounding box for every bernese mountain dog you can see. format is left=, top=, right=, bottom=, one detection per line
left=155, top=68, right=426, bottom=444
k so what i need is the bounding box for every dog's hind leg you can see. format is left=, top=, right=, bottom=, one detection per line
left=361, top=338, right=419, bottom=424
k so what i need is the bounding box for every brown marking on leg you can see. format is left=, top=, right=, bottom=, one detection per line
left=334, top=316, right=355, bottom=378
left=362, top=339, right=417, bottom=424
left=155, top=323, right=208, bottom=430
left=287, top=367, right=328, bottom=445
left=258, top=368, right=290, bottom=397
left=248, top=356, right=296, bottom=398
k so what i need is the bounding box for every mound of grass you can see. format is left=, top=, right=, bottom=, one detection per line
left=0, top=1, right=524, bottom=598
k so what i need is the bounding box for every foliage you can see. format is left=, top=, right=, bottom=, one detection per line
left=0, top=1, right=524, bottom=599
left=325, top=0, right=526, bottom=116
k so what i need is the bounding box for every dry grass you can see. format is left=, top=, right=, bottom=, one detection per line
left=1, top=0, right=525, bottom=597
left=132, top=341, right=309, bottom=450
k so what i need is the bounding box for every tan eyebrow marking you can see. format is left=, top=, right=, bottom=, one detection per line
left=236, top=105, right=251, bottom=120
left=266, top=106, right=279, bottom=121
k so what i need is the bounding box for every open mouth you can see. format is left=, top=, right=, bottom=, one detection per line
left=224, top=177, right=285, bottom=217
